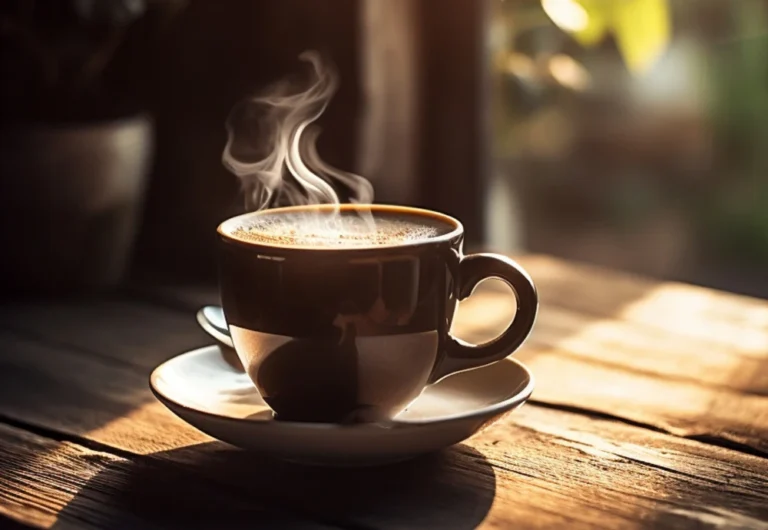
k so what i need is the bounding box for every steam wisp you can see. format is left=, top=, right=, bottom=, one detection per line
left=222, top=51, right=374, bottom=225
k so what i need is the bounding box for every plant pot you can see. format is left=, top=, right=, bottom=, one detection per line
left=0, top=113, right=154, bottom=292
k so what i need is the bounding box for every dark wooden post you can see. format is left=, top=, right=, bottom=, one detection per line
left=414, top=0, right=491, bottom=246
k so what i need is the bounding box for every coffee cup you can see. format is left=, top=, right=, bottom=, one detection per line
left=217, top=204, right=537, bottom=423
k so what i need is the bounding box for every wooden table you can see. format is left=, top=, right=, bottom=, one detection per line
left=1, top=255, right=767, bottom=529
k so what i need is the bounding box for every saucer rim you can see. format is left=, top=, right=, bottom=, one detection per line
left=149, top=345, right=535, bottom=430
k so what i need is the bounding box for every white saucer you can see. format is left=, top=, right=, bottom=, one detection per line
left=150, top=345, right=534, bottom=466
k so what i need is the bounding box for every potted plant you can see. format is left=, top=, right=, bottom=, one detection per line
left=0, top=0, right=184, bottom=292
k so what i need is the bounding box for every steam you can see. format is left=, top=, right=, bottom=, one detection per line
left=222, top=51, right=374, bottom=216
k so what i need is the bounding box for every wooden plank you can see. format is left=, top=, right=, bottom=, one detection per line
left=3, top=288, right=768, bottom=454
left=518, top=344, right=768, bottom=453
left=158, top=407, right=768, bottom=529
left=451, top=284, right=768, bottom=452
left=0, top=423, right=330, bottom=530
left=132, top=255, right=768, bottom=365
left=0, top=298, right=210, bottom=370
left=530, top=305, right=768, bottom=393
left=0, top=333, right=766, bottom=528
left=0, top=331, right=211, bottom=455
left=0, top=336, right=569, bottom=528
left=517, top=254, right=768, bottom=357
left=136, top=265, right=768, bottom=397
left=127, top=283, right=220, bottom=313
left=475, top=405, right=768, bottom=529
left=453, top=287, right=768, bottom=395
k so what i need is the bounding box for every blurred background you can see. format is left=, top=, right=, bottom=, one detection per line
left=1, top=0, right=768, bottom=298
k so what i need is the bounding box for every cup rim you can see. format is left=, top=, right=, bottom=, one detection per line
left=217, top=204, right=464, bottom=252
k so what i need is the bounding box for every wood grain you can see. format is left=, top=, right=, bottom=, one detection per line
left=138, top=260, right=768, bottom=396
left=1, top=263, right=768, bottom=527
left=134, top=255, right=768, bottom=362
left=518, top=255, right=768, bottom=357
left=0, top=330, right=766, bottom=529
left=458, top=289, right=768, bottom=453
left=0, top=297, right=210, bottom=370
left=531, top=305, right=768, bottom=394
left=3, top=286, right=768, bottom=454
left=455, top=283, right=768, bottom=393
left=521, top=345, right=768, bottom=451
left=474, top=405, right=768, bottom=529
left=150, top=406, right=768, bottom=529
left=453, top=305, right=768, bottom=452
left=0, top=422, right=332, bottom=530
left=0, top=331, right=211, bottom=455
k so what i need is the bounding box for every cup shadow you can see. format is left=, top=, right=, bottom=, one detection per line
left=53, top=442, right=497, bottom=529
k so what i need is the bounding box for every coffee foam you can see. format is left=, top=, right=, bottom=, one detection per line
left=229, top=212, right=447, bottom=248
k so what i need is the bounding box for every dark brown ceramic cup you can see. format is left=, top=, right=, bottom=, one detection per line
left=217, top=204, right=537, bottom=423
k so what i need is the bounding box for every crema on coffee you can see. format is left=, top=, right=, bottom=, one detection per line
left=227, top=209, right=454, bottom=248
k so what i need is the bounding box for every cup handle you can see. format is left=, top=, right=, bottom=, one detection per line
left=429, top=253, right=538, bottom=384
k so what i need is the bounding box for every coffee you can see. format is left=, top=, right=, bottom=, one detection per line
left=227, top=209, right=453, bottom=248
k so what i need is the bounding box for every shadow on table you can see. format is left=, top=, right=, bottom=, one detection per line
left=53, top=442, right=497, bottom=529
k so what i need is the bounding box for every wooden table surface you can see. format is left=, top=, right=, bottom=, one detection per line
left=1, top=254, right=767, bottom=529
